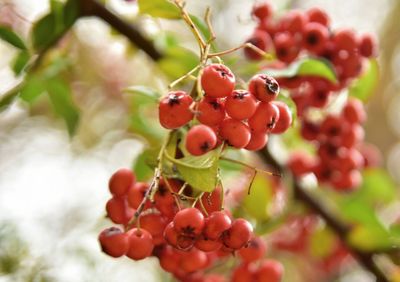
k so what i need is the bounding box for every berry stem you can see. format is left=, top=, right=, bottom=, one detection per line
left=168, top=65, right=201, bottom=89
left=207, top=42, right=272, bottom=59
left=219, top=156, right=281, bottom=177
left=204, top=7, right=216, bottom=44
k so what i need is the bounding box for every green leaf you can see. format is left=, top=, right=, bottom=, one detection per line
left=349, top=59, right=379, bottom=102
left=11, top=50, right=30, bottom=75
left=0, top=26, right=27, bottom=50
left=133, top=148, right=158, bottom=181
left=309, top=227, right=337, bottom=258
left=124, top=86, right=161, bottom=101
left=32, top=13, right=58, bottom=52
left=263, top=58, right=337, bottom=83
left=158, top=46, right=199, bottom=79
left=243, top=173, right=274, bottom=220
left=165, top=147, right=221, bottom=192
left=348, top=224, right=391, bottom=251
left=138, top=0, right=180, bottom=19
left=19, top=77, right=46, bottom=103
left=63, top=0, right=80, bottom=28
left=46, top=78, right=80, bottom=136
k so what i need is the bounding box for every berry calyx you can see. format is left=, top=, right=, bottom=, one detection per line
left=173, top=208, right=205, bottom=236
left=197, top=97, right=226, bottom=126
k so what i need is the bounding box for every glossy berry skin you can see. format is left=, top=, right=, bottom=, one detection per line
left=248, top=102, right=280, bottom=133
left=244, top=30, right=272, bottom=60
left=173, top=208, right=205, bottom=236
left=359, top=34, right=376, bottom=57
left=106, top=197, right=130, bottom=225
left=98, top=227, right=129, bottom=258
left=180, top=248, right=208, bottom=273
left=195, top=187, right=223, bottom=215
left=333, top=29, right=357, bottom=52
left=252, top=2, right=273, bottom=21
left=201, top=64, right=235, bottom=98
left=303, top=22, right=329, bottom=54
left=232, top=263, right=256, bottom=282
left=127, top=182, right=150, bottom=209
left=306, top=7, right=330, bottom=26
left=256, top=259, right=284, bottom=282
left=245, top=132, right=268, bottom=151
left=248, top=74, right=279, bottom=102
left=271, top=101, right=292, bottom=134
left=220, top=118, right=251, bottom=148
left=185, top=125, right=217, bottom=156
left=108, top=168, right=135, bottom=197
left=195, top=237, right=222, bottom=252
left=163, top=222, right=194, bottom=250
left=159, top=246, right=179, bottom=273
left=126, top=228, right=154, bottom=260
left=225, top=90, right=257, bottom=120
left=238, top=236, right=266, bottom=263
left=204, top=211, right=232, bottom=240
left=223, top=218, right=253, bottom=249
left=274, top=32, right=300, bottom=64
left=197, top=97, right=225, bottom=126
left=139, top=213, right=167, bottom=245
left=159, top=91, right=194, bottom=129
left=342, top=98, right=366, bottom=124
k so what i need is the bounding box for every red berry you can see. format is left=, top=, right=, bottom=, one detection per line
left=248, top=74, right=280, bottom=103
left=274, top=32, right=300, bottom=64
left=245, top=132, right=268, bottom=151
left=252, top=2, right=273, bottom=21
left=159, top=246, right=179, bottom=273
left=204, top=211, right=232, bottom=240
left=256, top=259, right=284, bottom=282
left=195, top=187, right=223, bottom=215
left=197, top=97, right=225, bottom=126
left=186, top=125, right=217, bottom=156
left=174, top=208, right=205, bottom=236
left=358, top=143, right=382, bottom=168
left=238, top=236, right=267, bottom=263
left=342, top=98, right=366, bottom=124
left=180, top=248, right=208, bottom=273
left=359, top=34, right=376, bottom=57
left=126, top=228, right=154, bottom=260
left=201, top=64, right=235, bottom=98
left=333, top=29, right=357, bottom=52
left=232, top=263, right=256, bottom=282
left=288, top=151, right=315, bottom=177
left=164, top=222, right=194, bottom=250
left=108, top=168, right=135, bottom=197
left=154, top=179, right=178, bottom=218
left=139, top=213, right=168, bottom=245
left=98, top=227, right=129, bottom=258
left=225, top=90, right=257, bottom=120
left=220, top=118, right=251, bottom=148
left=279, top=10, right=307, bottom=35
left=306, top=7, right=330, bottom=26
left=300, top=120, right=320, bottom=141
left=244, top=30, right=272, bottom=60
left=106, top=197, right=130, bottom=225
left=223, top=218, right=253, bottom=249
left=303, top=22, right=329, bottom=54
left=195, top=236, right=222, bottom=252
left=248, top=102, right=280, bottom=133
left=159, top=91, right=194, bottom=129
left=271, top=101, right=292, bottom=134
left=127, top=182, right=150, bottom=209
left=331, top=170, right=362, bottom=191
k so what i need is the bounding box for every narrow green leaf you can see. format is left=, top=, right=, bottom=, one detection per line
left=32, top=13, right=57, bottom=51
left=11, top=50, right=30, bottom=75
left=263, top=58, right=337, bottom=83
left=138, top=0, right=180, bottom=19
left=347, top=224, right=391, bottom=251
left=19, top=76, right=46, bottom=103
left=349, top=59, right=379, bottom=102
left=0, top=26, right=27, bottom=50
left=124, top=86, right=161, bottom=101
left=46, top=78, right=80, bottom=136
left=63, top=0, right=80, bottom=28
left=309, top=227, right=336, bottom=258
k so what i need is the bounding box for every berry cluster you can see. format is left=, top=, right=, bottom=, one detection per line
left=159, top=63, right=293, bottom=155
left=245, top=1, right=376, bottom=110
left=288, top=98, right=367, bottom=190
left=99, top=168, right=280, bottom=281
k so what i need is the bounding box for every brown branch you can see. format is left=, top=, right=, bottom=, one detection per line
left=257, top=149, right=389, bottom=282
